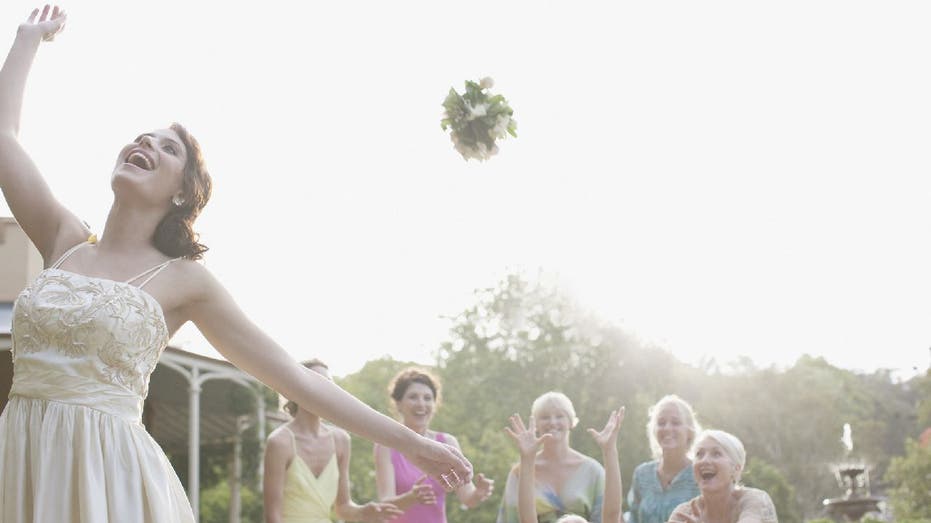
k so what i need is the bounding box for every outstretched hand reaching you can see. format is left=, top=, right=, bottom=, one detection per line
left=505, top=413, right=552, bottom=460
left=587, top=406, right=625, bottom=453
left=402, top=438, right=473, bottom=492
left=20, top=5, right=66, bottom=42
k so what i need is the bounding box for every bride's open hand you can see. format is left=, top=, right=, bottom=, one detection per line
left=403, top=437, right=473, bottom=492
left=19, top=5, right=66, bottom=42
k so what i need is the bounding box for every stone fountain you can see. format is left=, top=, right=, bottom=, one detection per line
left=822, top=423, right=883, bottom=521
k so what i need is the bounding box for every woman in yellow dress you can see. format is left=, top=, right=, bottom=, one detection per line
left=264, top=360, right=404, bottom=523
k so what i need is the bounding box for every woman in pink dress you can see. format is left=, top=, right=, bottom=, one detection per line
left=374, top=368, right=495, bottom=522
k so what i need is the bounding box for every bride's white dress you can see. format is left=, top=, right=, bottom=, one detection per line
left=0, top=242, right=195, bottom=522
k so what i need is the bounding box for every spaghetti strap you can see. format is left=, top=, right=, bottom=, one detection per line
left=126, top=258, right=181, bottom=289
left=283, top=426, right=298, bottom=455
left=50, top=241, right=91, bottom=269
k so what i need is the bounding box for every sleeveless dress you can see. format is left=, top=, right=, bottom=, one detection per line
left=389, top=432, right=449, bottom=523
left=280, top=426, right=339, bottom=523
left=497, top=455, right=605, bottom=523
left=0, top=241, right=194, bottom=522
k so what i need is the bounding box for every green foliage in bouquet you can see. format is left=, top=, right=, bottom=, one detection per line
left=441, top=77, right=517, bottom=161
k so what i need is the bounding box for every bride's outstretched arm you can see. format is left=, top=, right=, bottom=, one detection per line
left=184, top=263, right=473, bottom=487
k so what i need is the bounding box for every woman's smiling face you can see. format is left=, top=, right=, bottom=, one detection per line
left=693, top=436, right=740, bottom=493
left=396, top=381, right=436, bottom=430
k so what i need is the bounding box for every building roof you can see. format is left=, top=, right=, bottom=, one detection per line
left=146, top=347, right=282, bottom=451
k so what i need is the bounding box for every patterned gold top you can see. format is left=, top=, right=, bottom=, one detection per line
left=11, top=268, right=169, bottom=420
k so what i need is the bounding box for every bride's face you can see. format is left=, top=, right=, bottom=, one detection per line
left=111, top=128, right=188, bottom=208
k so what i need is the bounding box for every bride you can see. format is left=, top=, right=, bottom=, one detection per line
left=0, top=6, right=471, bottom=522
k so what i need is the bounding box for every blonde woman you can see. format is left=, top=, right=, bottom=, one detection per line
left=628, top=395, right=702, bottom=523
left=504, top=406, right=625, bottom=523
left=667, top=430, right=777, bottom=523
left=497, top=392, right=617, bottom=523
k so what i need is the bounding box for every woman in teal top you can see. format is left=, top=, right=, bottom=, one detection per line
left=627, top=395, right=701, bottom=523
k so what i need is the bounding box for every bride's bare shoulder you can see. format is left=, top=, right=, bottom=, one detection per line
left=169, top=258, right=222, bottom=295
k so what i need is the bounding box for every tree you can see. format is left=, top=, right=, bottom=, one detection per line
left=332, top=271, right=925, bottom=522
left=884, top=438, right=931, bottom=519
left=435, top=272, right=680, bottom=522
left=742, top=457, right=800, bottom=523
left=336, top=357, right=424, bottom=505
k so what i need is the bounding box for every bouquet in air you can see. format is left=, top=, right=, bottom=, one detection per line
left=441, top=77, right=517, bottom=161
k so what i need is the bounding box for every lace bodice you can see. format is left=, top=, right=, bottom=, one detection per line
left=11, top=268, right=169, bottom=405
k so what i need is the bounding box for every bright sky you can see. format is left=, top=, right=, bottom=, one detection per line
left=2, top=1, right=930, bottom=379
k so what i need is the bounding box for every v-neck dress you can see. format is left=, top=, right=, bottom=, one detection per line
left=281, top=427, right=339, bottom=523
left=388, top=431, right=449, bottom=523
left=497, top=455, right=605, bottom=523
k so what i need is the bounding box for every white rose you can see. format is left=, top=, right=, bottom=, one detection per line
left=475, top=142, right=493, bottom=161
left=467, top=103, right=488, bottom=120
left=490, top=115, right=510, bottom=139
left=480, top=77, right=494, bottom=90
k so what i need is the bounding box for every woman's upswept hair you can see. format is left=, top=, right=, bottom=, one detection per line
left=388, top=367, right=441, bottom=409
left=153, top=122, right=212, bottom=260
left=646, top=394, right=702, bottom=459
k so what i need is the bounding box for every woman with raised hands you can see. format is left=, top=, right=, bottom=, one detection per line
left=502, top=406, right=625, bottom=523
left=497, top=392, right=623, bottom=523
left=0, top=7, right=471, bottom=522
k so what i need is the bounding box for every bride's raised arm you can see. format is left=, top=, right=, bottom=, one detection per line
left=0, top=5, right=86, bottom=263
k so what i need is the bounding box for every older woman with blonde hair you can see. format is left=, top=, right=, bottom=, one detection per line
left=497, top=391, right=622, bottom=523
left=667, top=430, right=777, bottom=523
left=503, top=404, right=625, bottom=523
left=628, top=395, right=702, bottom=523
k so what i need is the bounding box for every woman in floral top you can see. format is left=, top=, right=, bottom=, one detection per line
left=497, top=392, right=613, bottom=523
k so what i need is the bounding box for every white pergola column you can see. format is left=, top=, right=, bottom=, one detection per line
left=188, top=366, right=201, bottom=522
left=230, top=415, right=251, bottom=523
left=256, top=387, right=266, bottom=491
left=159, top=351, right=269, bottom=523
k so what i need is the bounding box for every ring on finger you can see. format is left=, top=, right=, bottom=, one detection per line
left=440, top=468, right=461, bottom=490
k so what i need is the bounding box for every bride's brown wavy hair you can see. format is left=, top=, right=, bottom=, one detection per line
left=153, top=122, right=212, bottom=260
